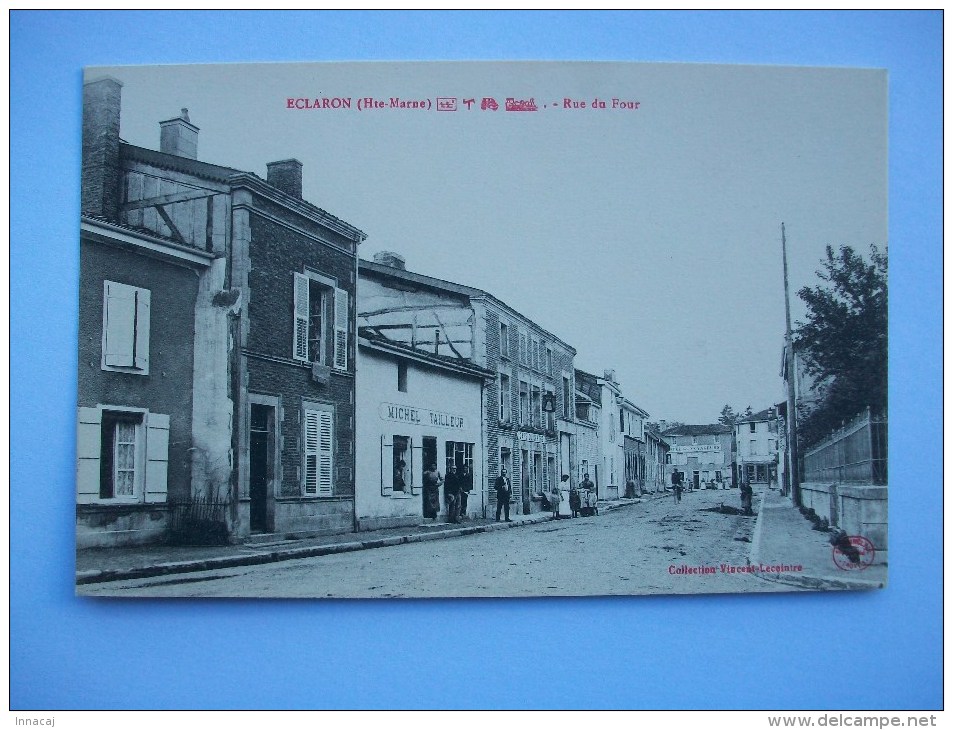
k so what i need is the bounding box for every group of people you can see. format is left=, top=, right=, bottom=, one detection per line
left=421, top=462, right=473, bottom=524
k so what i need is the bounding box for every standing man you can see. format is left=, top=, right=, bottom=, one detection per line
left=671, top=469, right=683, bottom=503
left=460, top=464, right=473, bottom=519
left=445, top=464, right=461, bottom=524
left=495, top=468, right=512, bottom=522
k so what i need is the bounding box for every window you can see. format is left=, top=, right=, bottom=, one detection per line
left=519, top=381, right=529, bottom=425
left=499, top=373, right=511, bottom=422
left=500, top=322, right=509, bottom=358
left=530, top=339, right=538, bottom=370
left=393, top=436, right=409, bottom=492
left=576, top=401, right=589, bottom=421
left=546, top=347, right=553, bottom=376
left=76, top=407, right=169, bottom=504
left=293, top=272, right=348, bottom=370
left=750, top=438, right=758, bottom=456
left=749, top=422, right=757, bottom=433
left=531, top=385, right=541, bottom=428
left=100, top=411, right=141, bottom=498
left=620, top=408, right=625, bottom=434
left=519, top=332, right=528, bottom=366
left=533, top=451, right=543, bottom=495
left=397, top=359, right=408, bottom=392
left=102, top=281, right=150, bottom=374
left=303, top=403, right=333, bottom=496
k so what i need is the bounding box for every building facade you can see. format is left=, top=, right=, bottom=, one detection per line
left=643, top=427, right=670, bottom=493
left=734, top=407, right=780, bottom=488
left=78, top=75, right=366, bottom=546
left=358, top=253, right=577, bottom=517
left=661, top=424, right=735, bottom=490
left=355, top=335, right=492, bottom=529
left=575, top=369, right=650, bottom=499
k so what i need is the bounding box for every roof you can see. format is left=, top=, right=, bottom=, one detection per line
left=359, top=259, right=576, bottom=353
left=737, top=407, right=778, bottom=424
left=122, top=144, right=367, bottom=242
left=358, top=330, right=495, bottom=381
left=660, top=424, right=732, bottom=437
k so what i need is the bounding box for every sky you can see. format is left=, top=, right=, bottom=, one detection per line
left=89, top=60, right=887, bottom=425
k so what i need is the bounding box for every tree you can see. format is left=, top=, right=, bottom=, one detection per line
left=794, top=244, right=887, bottom=447
left=718, top=405, right=738, bottom=425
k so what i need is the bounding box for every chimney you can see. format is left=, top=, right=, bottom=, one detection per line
left=373, top=251, right=406, bottom=270
left=159, top=108, right=199, bottom=159
left=82, top=76, right=123, bottom=220
left=603, top=369, right=616, bottom=383
left=266, top=159, right=303, bottom=198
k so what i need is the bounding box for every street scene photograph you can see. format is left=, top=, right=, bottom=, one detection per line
left=75, top=60, right=888, bottom=598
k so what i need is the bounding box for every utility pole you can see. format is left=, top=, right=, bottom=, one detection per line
left=781, top=222, right=800, bottom=506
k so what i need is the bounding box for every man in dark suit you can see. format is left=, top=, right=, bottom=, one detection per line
left=495, top=468, right=512, bottom=522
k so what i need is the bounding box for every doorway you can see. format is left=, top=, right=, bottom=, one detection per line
left=422, top=436, right=437, bottom=517
left=249, top=404, right=273, bottom=533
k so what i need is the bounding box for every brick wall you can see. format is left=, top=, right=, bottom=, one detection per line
left=78, top=239, right=200, bottom=502
left=245, top=212, right=357, bottom=501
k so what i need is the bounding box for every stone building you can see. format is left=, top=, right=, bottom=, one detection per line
left=661, top=423, right=735, bottom=490
left=358, top=253, right=577, bottom=516
left=734, top=407, right=780, bottom=488
left=77, top=75, right=365, bottom=546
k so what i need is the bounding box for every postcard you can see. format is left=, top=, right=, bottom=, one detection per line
left=75, top=61, right=887, bottom=598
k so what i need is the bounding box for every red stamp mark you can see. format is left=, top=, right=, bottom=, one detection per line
left=832, top=535, right=876, bottom=571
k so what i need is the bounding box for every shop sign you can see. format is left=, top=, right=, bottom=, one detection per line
left=672, top=444, right=722, bottom=454
left=379, top=402, right=466, bottom=430
left=517, top=430, right=547, bottom=444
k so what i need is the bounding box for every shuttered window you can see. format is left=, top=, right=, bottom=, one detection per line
left=76, top=407, right=168, bottom=504
left=293, top=272, right=349, bottom=372
left=102, top=281, right=150, bottom=374
left=303, top=405, right=334, bottom=496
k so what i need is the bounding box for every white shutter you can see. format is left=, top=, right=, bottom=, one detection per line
left=304, top=407, right=334, bottom=496
left=317, top=410, right=333, bottom=495
left=304, top=409, right=319, bottom=494
left=144, top=412, right=169, bottom=503
left=293, top=273, right=310, bottom=362
left=76, top=407, right=102, bottom=504
left=103, top=282, right=136, bottom=367
left=381, top=435, right=393, bottom=497
left=333, top=287, right=349, bottom=371
left=134, top=289, right=150, bottom=372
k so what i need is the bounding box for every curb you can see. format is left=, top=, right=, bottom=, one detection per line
left=747, top=492, right=885, bottom=592
left=76, top=511, right=554, bottom=586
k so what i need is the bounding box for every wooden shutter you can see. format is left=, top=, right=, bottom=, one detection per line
left=103, top=282, right=136, bottom=367
left=144, top=412, right=169, bottom=503
left=304, top=407, right=334, bottom=496
left=381, top=435, right=393, bottom=497
left=76, top=407, right=102, bottom=504
left=293, top=273, right=310, bottom=362
left=133, top=289, right=150, bottom=372
left=333, top=287, right=349, bottom=371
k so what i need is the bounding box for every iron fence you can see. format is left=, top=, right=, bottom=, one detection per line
left=169, top=496, right=230, bottom=545
left=801, top=407, right=887, bottom=485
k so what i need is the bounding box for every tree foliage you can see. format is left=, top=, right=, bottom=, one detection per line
left=794, top=244, right=887, bottom=447
left=717, top=405, right=737, bottom=426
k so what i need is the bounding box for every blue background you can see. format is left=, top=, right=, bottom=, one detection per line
left=10, top=11, right=942, bottom=710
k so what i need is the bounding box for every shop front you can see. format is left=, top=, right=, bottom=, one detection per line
left=355, top=337, right=491, bottom=531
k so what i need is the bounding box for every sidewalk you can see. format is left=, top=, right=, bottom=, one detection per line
left=749, top=487, right=887, bottom=591
left=76, top=498, right=642, bottom=585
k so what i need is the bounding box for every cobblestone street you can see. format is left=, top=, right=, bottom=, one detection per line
left=82, top=488, right=794, bottom=598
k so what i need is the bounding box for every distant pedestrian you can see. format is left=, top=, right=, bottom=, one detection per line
left=460, top=464, right=473, bottom=519
left=558, top=474, right=571, bottom=519
left=495, top=468, right=512, bottom=522
left=569, top=483, right=581, bottom=518
left=671, top=470, right=683, bottom=503
left=423, top=463, right=443, bottom=520
left=625, top=477, right=637, bottom=499
left=740, top=477, right=753, bottom=516
left=445, top=464, right=461, bottom=523
left=549, top=480, right=561, bottom=519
